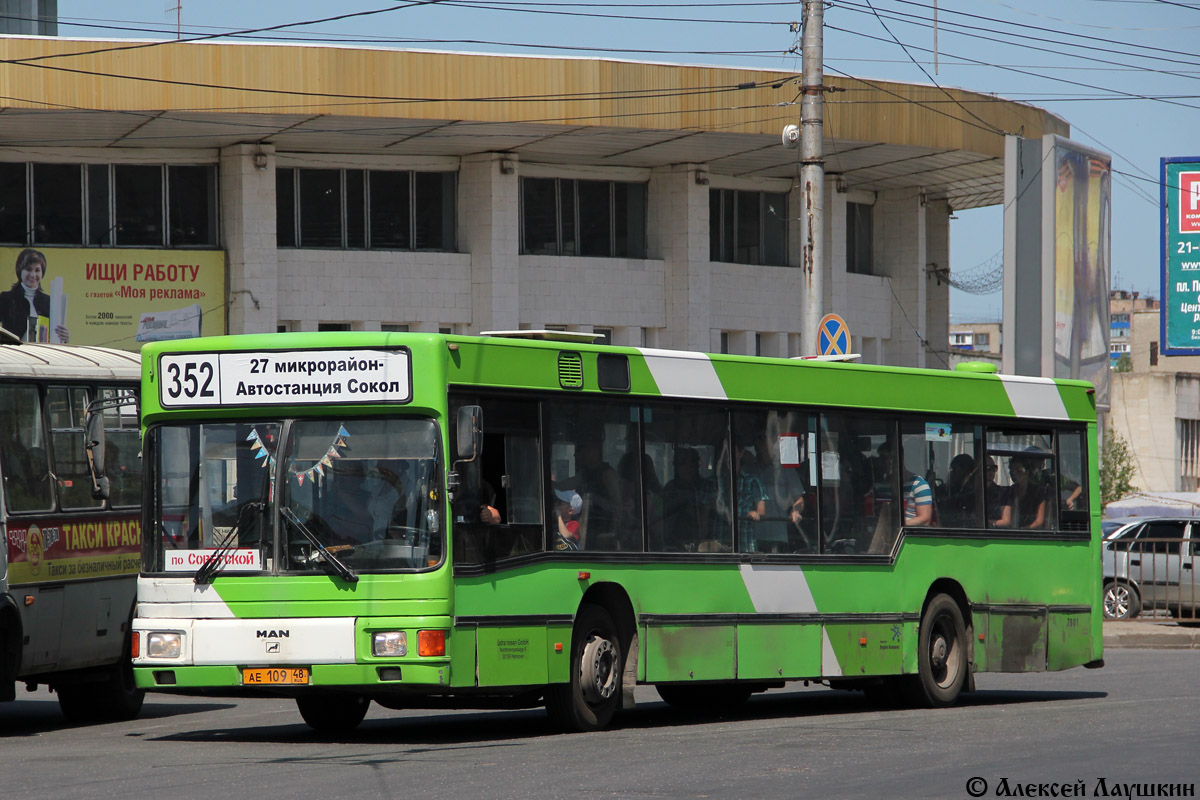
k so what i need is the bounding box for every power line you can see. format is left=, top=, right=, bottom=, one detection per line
left=858, top=0, right=1009, bottom=135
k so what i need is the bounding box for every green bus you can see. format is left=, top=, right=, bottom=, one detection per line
left=121, top=331, right=1102, bottom=732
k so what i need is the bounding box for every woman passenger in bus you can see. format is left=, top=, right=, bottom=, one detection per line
left=995, top=456, right=1047, bottom=529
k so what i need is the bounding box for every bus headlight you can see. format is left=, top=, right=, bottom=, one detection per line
left=372, top=631, right=407, bottom=657
left=146, top=632, right=182, bottom=659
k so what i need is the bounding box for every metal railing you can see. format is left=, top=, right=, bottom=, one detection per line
left=1105, top=537, right=1200, bottom=622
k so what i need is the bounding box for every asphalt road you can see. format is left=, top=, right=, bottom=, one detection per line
left=3, top=649, right=1195, bottom=800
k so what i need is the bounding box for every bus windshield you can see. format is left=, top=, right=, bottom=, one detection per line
left=146, top=417, right=442, bottom=574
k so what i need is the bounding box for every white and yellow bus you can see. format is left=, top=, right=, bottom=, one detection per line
left=0, top=334, right=143, bottom=721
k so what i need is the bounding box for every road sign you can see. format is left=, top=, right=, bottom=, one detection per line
left=818, top=313, right=850, bottom=356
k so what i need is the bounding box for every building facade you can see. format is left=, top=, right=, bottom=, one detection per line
left=1107, top=301, right=1200, bottom=492
left=1109, top=290, right=1159, bottom=367
left=0, top=38, right=1069, bottom=363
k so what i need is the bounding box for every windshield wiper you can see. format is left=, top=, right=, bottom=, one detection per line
left=194, top=501, right=263, bottom=585
left=279, top=507, right=359, bottom=583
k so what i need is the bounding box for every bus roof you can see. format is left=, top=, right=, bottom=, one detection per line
left=139, top=331, right=1096, bottom=424
left=0, top=342, right=140, bottom=381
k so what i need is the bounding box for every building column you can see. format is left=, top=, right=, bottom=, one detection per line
left=649, top=164, right=711, bottom=352
left=876, top=188, right=927, bottom=367
left=460, top=153, right=520, bottom=334
left=220, top=143, right=279, bottom=335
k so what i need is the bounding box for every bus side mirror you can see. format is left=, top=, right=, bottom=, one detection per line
left=456, top=405, right=483, bottom=462
left=84, top=408, right=110, bottom=501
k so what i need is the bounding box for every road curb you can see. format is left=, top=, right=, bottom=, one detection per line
left=1103, top=621, right=1200, bottom=649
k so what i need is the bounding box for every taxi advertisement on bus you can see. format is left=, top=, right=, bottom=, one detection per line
left=5, top=514, right=141, bottom=585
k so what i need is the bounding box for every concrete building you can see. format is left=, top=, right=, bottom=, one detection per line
left=1109, top=290, right=1159, bottom=367
left=1107, top=300, right=1200, bottom=492
left=0, top=0, right=55, bottom=35
left=0, top=37, right=1070, bottom=363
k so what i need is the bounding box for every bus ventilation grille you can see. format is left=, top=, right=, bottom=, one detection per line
left=558, top=352, right=584, bottom=389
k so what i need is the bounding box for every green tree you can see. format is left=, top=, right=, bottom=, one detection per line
left=1112, top=354, right=1132, bottom=373
left=1100, top=427, right=1138, bottom=505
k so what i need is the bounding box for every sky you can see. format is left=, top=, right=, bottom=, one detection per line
left=52, top=0, right=1197, bottom=323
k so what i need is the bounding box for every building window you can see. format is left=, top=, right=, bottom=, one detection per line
left=950, top=333, right=971, bottom=347
left=846, top=201, right=874, bottom=275
left=276, top=168, right=457, bottom=251
left=382, top=323, right=410, bottom=333
left=0, top=161, right=217, bottom=248
left=1112, top=314, right=1130, bottom=324
left=317, top=323, right=351, bottom=332
left=1150, top=341, right=1159, bottom=366
left=593, top=328, right=612, bottom=345
left=974, top=333, right=990, bottom=347
left=709, top=189, right=787, bottom=266
left=520, top=178, right=646, bottom=258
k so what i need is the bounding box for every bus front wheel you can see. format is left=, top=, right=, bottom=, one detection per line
left=911, top=593, right=967, bottom=708
left=296, top=693, right=370, bottom=733
left=546, top=603, right=622, bottom=732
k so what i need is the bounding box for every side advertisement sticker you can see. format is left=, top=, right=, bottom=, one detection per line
left=5, top=515, right=140, bottom=585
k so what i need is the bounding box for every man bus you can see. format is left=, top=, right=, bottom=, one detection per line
left=119, top=331, right=1102, bottom=732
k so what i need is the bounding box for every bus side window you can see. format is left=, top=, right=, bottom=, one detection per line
left=819, top=413, right=891, bottom=555
left=0, top=382, right=54, bottom=513
left=546, top=400, right=637, bottom=553
left=100, top=388, right=141, bottom=508
left=48, top=386, right=102, bottom=510
left=1057, top=429, right=1088, bottom=532
left=450, top=395, right=543, bottom=565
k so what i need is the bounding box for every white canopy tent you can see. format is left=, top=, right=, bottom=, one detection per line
left=1103, top=492, right=1200, bottom=520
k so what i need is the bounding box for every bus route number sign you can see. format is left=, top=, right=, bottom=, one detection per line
left=159, top=349, right=412, bottom=408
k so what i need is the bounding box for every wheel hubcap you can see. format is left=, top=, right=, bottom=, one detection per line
left=580, top=633, right=618, bottom=705
left=1105, top=587, right=1129, bottom=619
left=929, top=616, right=960, bottom=689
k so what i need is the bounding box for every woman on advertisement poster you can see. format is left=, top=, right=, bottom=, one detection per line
left=0, top=248, right=69, bottom=343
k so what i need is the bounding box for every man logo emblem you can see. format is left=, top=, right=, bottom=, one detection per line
left=266, top=642, right=280, bottom=654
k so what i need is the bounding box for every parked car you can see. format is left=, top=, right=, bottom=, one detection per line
left=1101, top=519, right=1127, bottom=537
left=1102, top=517, right=1200, bottom=623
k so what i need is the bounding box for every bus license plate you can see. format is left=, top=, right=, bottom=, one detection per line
left=242, top=667, right=309, bottom=685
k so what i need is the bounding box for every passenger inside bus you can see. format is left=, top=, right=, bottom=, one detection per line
left=996, top=456, right=1048, bottom=529
left=870, top=439, right=933, bottom=554
left=938, top=453, right=978, bottom=528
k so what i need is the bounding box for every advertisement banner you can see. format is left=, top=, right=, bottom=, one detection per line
left=1050, top=137, right=1111, bottom=406
left=1161, top=158, right=1200, bottom=355
left=5, top=514, right=141, bottom=586
left=0, top=247, right=226, bottom=350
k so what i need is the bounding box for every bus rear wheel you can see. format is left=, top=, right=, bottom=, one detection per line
left=911, top=593, right=967, bottom=708
left=296, top=693, right=370, bottom=733
left=546, top=603, right=622, bottom=732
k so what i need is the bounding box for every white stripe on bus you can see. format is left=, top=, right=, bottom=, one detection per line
left=638, top=348, right=727, bottom=399
left=738, top=564, right=818, bottom=614
left=821, top=629, right=843, bottom=677
left=997, top=374, right=1070, bottom=421
left=136, top=577, right=237, bottom=618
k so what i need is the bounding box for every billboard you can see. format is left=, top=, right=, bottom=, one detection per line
left=1161, top=157, right=1200, bottom=355
left=0, top=247, right=226, bottom=350
left=1003, top=135, right=1111, bottom=409
left=1051, top=138, right=1111, bottom=403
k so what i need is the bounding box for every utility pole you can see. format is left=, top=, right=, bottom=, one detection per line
left=799, top=0, right=825, bottom=356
